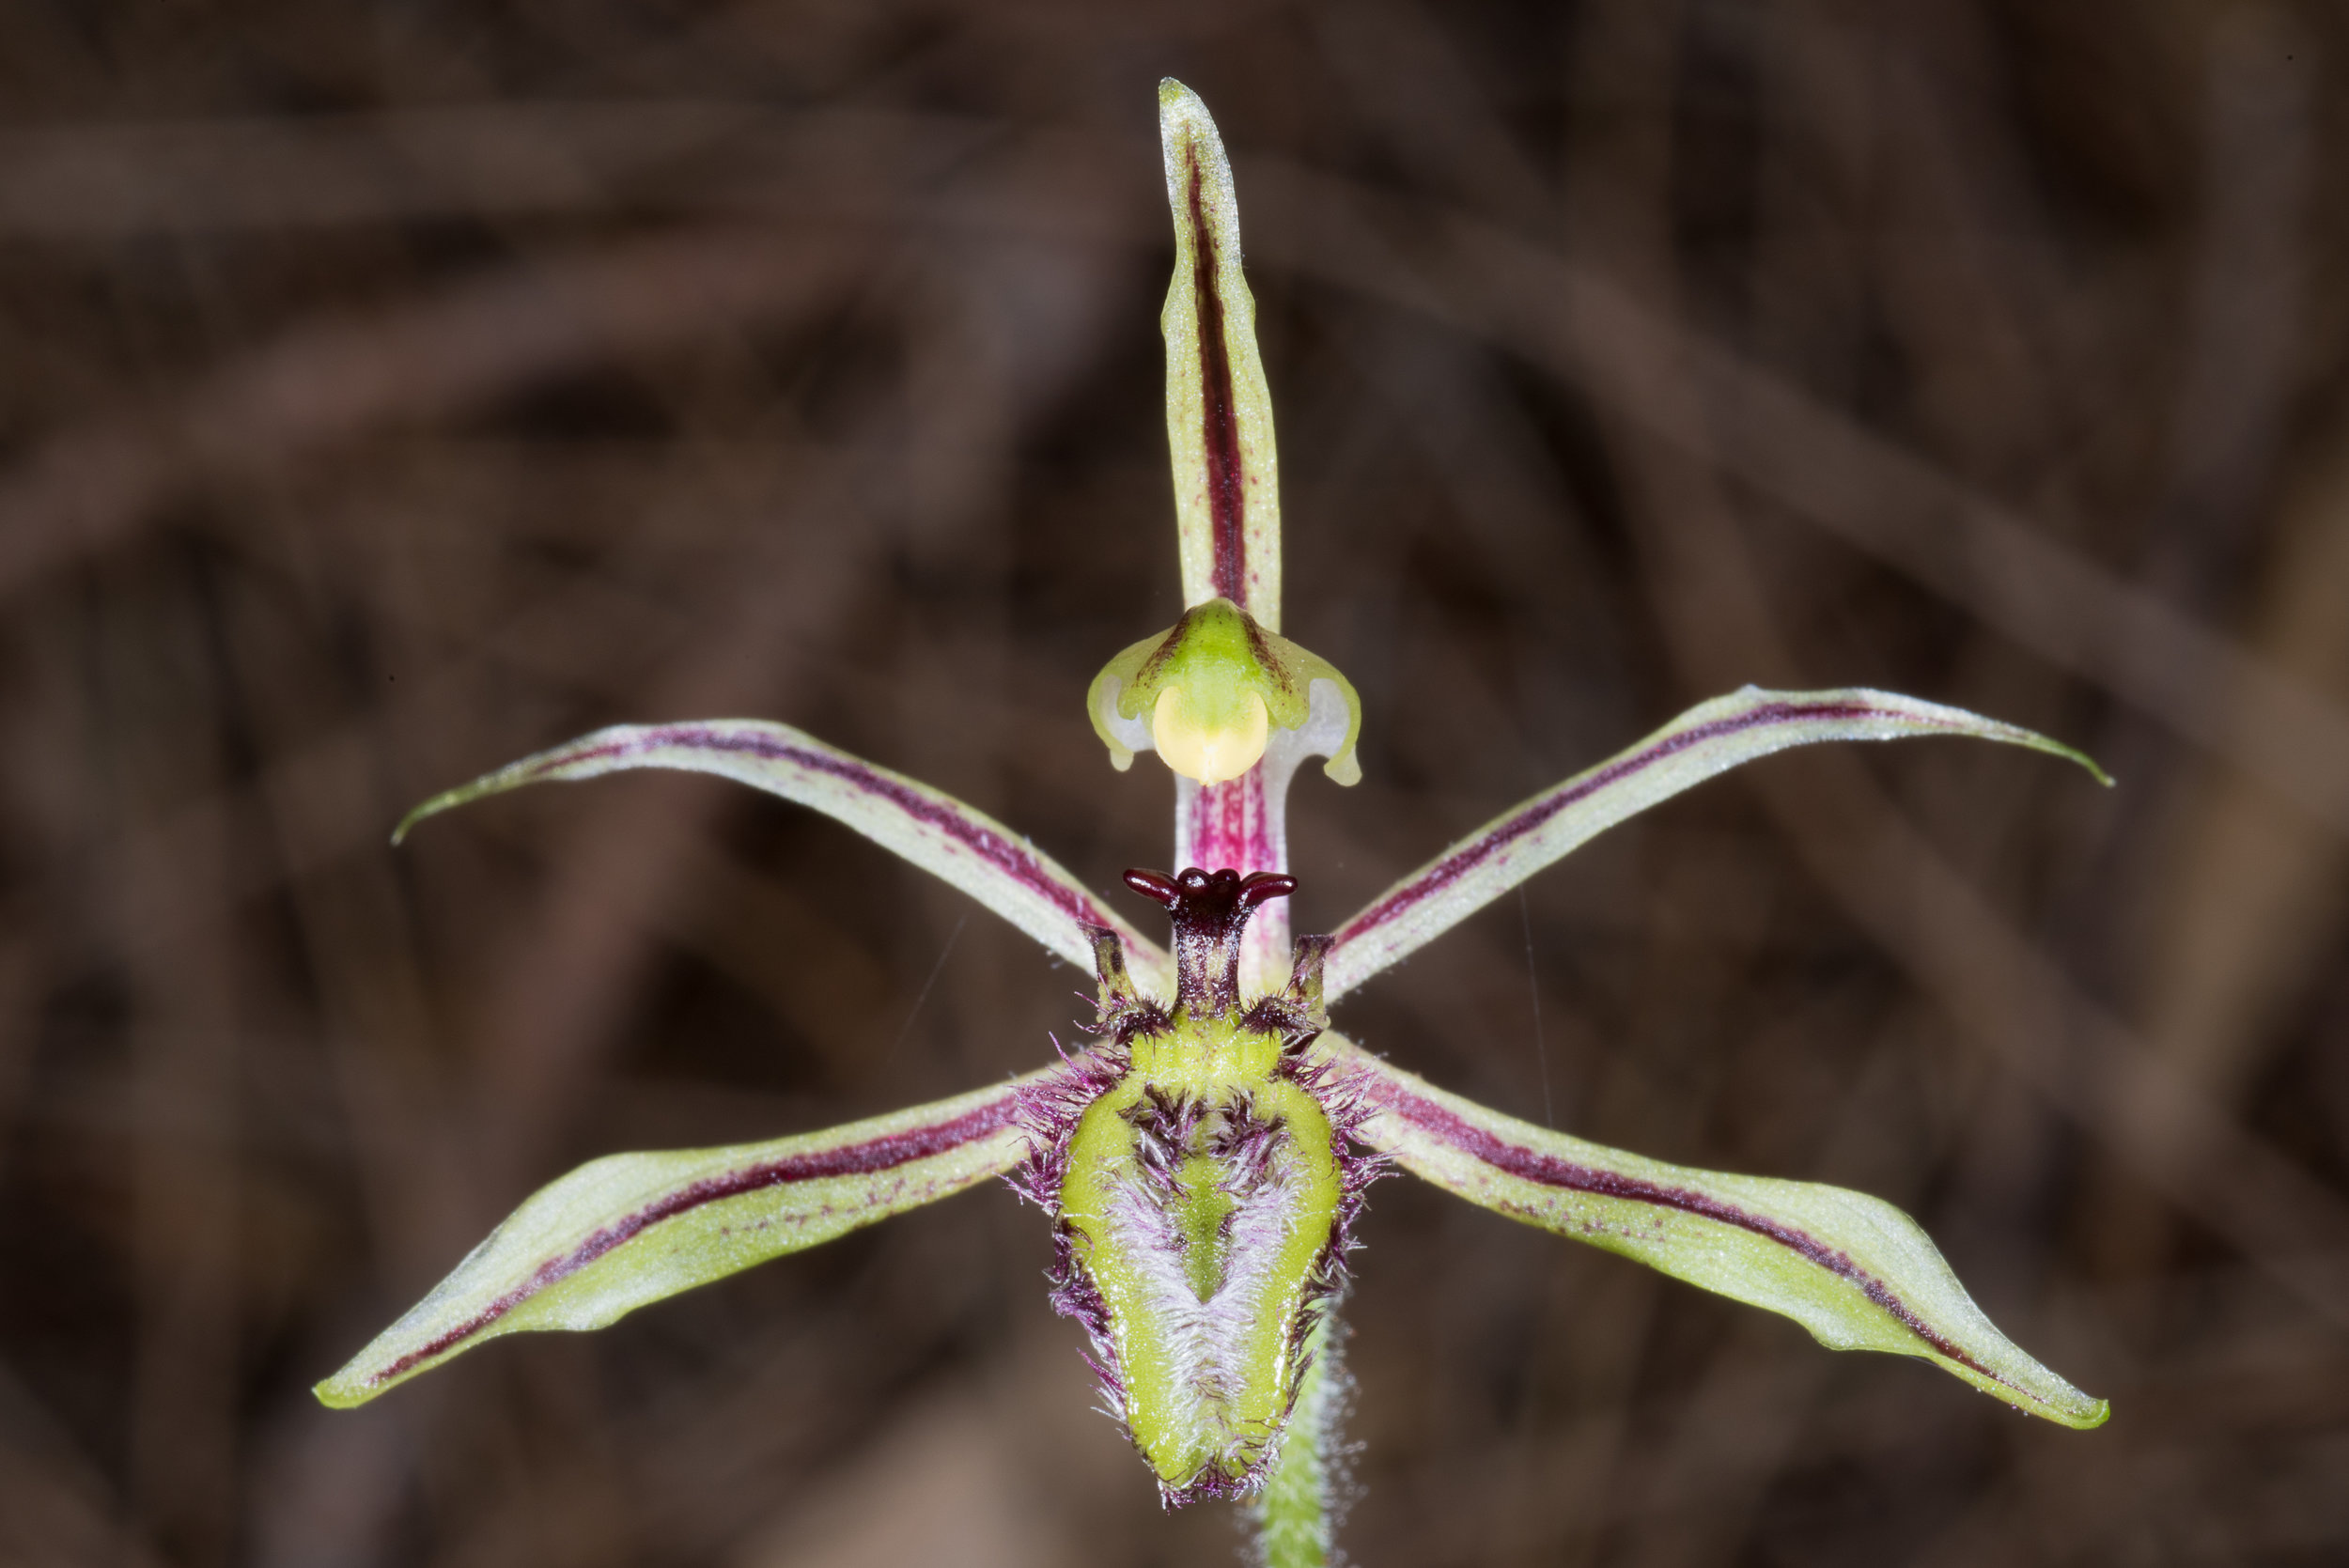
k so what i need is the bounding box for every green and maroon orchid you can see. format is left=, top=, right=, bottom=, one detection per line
left=319, top=80, right=2109, bottom=1566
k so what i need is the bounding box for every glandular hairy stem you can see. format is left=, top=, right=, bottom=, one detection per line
left=1250, top=1312, right=1349, bottom=1568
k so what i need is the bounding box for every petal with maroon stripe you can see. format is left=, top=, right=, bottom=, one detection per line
left=316, top=1075, right=1040, bottom=1406
left=1327, top=1034, right=2107, bottom=1427
left=394, top=718, right=1172, bottom=993
left=1325, top=687, right=2107, bottom=1000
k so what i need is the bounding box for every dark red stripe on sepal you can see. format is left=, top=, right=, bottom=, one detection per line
left=367, top=1094, right=1019, bottom=1387
left=1183, top=148, right=1249, bottom=605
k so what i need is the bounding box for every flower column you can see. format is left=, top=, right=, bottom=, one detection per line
left=1160, top=75, right=1285, bottom=948
left=1091, top=82, right=1362, bottom=1001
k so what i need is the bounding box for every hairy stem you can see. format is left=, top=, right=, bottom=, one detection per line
left=1250, top=1314, right=1347, bottom=1567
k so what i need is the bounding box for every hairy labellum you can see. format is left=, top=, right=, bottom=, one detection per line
left=1015, top=867, right=1377, bottom=1504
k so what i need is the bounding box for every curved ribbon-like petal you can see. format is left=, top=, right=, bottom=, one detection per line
left=1326, top=1034, right=2108, bottom=1427
left=396, top=718, right=1172, bottom=992
left=1324, top=687, right=2107, bottom=999
left=316, top=1076, right=1040, bottom=1406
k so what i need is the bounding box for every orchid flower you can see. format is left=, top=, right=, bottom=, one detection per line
left=318, top=81, right=2109, bottom=1566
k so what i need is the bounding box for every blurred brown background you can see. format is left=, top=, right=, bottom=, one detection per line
left=4, top=2, right=2348, bottom=1564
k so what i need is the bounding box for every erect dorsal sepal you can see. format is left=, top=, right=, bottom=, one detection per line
left=1157, top=80, right=1280, bottom=629
left=1125, top=865, right=1295, bottom=1016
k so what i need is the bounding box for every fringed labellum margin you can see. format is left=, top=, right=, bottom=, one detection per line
left=1015, top=868, right=1378, bottom=1503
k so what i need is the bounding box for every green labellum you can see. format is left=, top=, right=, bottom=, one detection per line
left=1060, top=1018, right=1343, bottom=1497
left=1022, top=868, right=1367, bottom=1504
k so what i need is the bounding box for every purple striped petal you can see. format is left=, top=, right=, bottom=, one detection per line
left=1328, top=1034, right=2107, bottom=1427
left=396, top=718, right=1172, bottom=992
left=1325, top=687, right=2106, bottom=999
left=316, top=1077, right=1036, bottom=1406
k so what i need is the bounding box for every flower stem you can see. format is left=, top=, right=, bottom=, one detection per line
left=1250, top=1313, right=1348, bottom=1567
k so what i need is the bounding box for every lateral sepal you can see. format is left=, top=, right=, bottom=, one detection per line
left=1327, top=1032, right=2108, bottom=1428
left=317, top=1077, right=1036, bottom=1407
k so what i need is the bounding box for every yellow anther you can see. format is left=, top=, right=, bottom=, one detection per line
left=1088, top=598, right=1361, bottom=787
left=1152, top=685, right=1269, bottom=785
